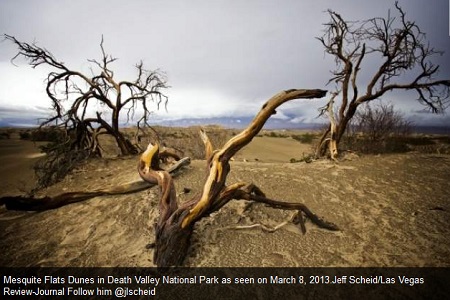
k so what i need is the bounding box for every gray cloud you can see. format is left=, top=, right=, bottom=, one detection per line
left=0, top=104, right=49, bottom=127
left=1, top=0, right=449, bottom=127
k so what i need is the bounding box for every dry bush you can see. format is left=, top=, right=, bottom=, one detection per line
left=342, top=103, right=413, bottom=154
left=0, top=131, right=11, bottom=140
left=399, top=135, right=450, bottom=154
left=259, top=130, right=290, bottom=138
left=34, top=133, right=90, bottom=189
left=291, top=133, right=316, bottom=144
left=354, top=103, right=412, bottom=139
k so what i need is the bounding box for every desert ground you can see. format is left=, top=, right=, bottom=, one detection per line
left=0, top=128, right=449, bottom=267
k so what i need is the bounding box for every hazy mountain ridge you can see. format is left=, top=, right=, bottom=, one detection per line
left=148, top=116, right=325, bottom=130
left=1, top=116, right=449, bottom=134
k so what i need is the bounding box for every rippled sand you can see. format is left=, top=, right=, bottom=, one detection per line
left=0, top=138, right=449, bottom=267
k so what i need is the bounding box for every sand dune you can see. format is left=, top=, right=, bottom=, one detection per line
left=0, top=137, right=449, bottom=267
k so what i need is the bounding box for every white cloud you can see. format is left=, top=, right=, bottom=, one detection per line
left=152, top=88, right=261, bottom=120
left=271, top=111, right=290, bottom=120
left=0, top=63, right=49, bottom=108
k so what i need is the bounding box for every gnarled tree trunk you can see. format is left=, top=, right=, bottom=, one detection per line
left=315, top=92, right=340, bottom=160
left=138, top=89, right=339, bottom=267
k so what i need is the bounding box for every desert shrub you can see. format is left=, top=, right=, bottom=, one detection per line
left=342, top=103, right=413, bottom=154
left=290, top=153, right=314, bottom=163
left=33, top=127, right=95, bottom=189
left=35, top=143, right=90, bottom=189
left=356, top=103, right=412, bottom=139
left=264, top=130, right=289, bottom=138
left=18, top=127, right=66, bottom=142
left=398, top=136, right=434, bottom=146
left=291, top=133, right=315, bottom=144
left=31, top=127, right=66, bottom=142
left=435, top=136, right=450, bottom=144
left=394, top=136, right=450, bottom=154
left=0, top=132, right=11, bottom=139
left=19, top=130, right=32, bottom=140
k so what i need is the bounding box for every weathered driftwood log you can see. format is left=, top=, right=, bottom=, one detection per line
left=137, top=89, right=339, bottom=267
left=0, top=156, right=190, bottom=211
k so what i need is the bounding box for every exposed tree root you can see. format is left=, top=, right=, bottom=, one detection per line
left=236, top=184, right=339, bottom=232
left=0, top=156, right=190, bottom=211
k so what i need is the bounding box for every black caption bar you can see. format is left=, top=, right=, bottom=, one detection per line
left=1, top=267, right=449, bottom=299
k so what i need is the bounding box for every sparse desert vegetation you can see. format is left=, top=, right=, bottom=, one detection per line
left=0, top=124, right=449, bottom=267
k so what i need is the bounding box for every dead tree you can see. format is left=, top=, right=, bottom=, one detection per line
left=138, top=89, right=339, bottom=267
left=315, top=2, right=450, bottom=157
left=5, top=34, right=168, bottom=157
left=5, top=34, right=168, bottom=187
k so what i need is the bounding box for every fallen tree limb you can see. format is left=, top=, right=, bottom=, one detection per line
left=0, top=157, right=190, bottom=211
left=137, top=89, right=339, bottom=267
left=223, top=211, right=300, bottom=233
left=233, top=184, right=339, bottom=232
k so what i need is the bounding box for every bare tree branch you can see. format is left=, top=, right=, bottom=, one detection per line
left=315, top=2, right=450, bottom=157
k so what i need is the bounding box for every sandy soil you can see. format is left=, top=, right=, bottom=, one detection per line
left=234, top=136, right=313, bottom=162
left=0, top=139, right=46, bottom=194
left=0, top=135, right=449, bottom=267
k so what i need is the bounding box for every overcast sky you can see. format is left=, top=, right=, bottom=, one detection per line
left=1, top=0, right=449, bottom=127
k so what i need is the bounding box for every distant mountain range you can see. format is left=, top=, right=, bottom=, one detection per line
left=147, top=116, right=450, bottom=134
left=0, top=115, right=322, bottom=129
left=147, top=116, right=326, bottom=130
left=1, top=116, right=449, bottom=134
